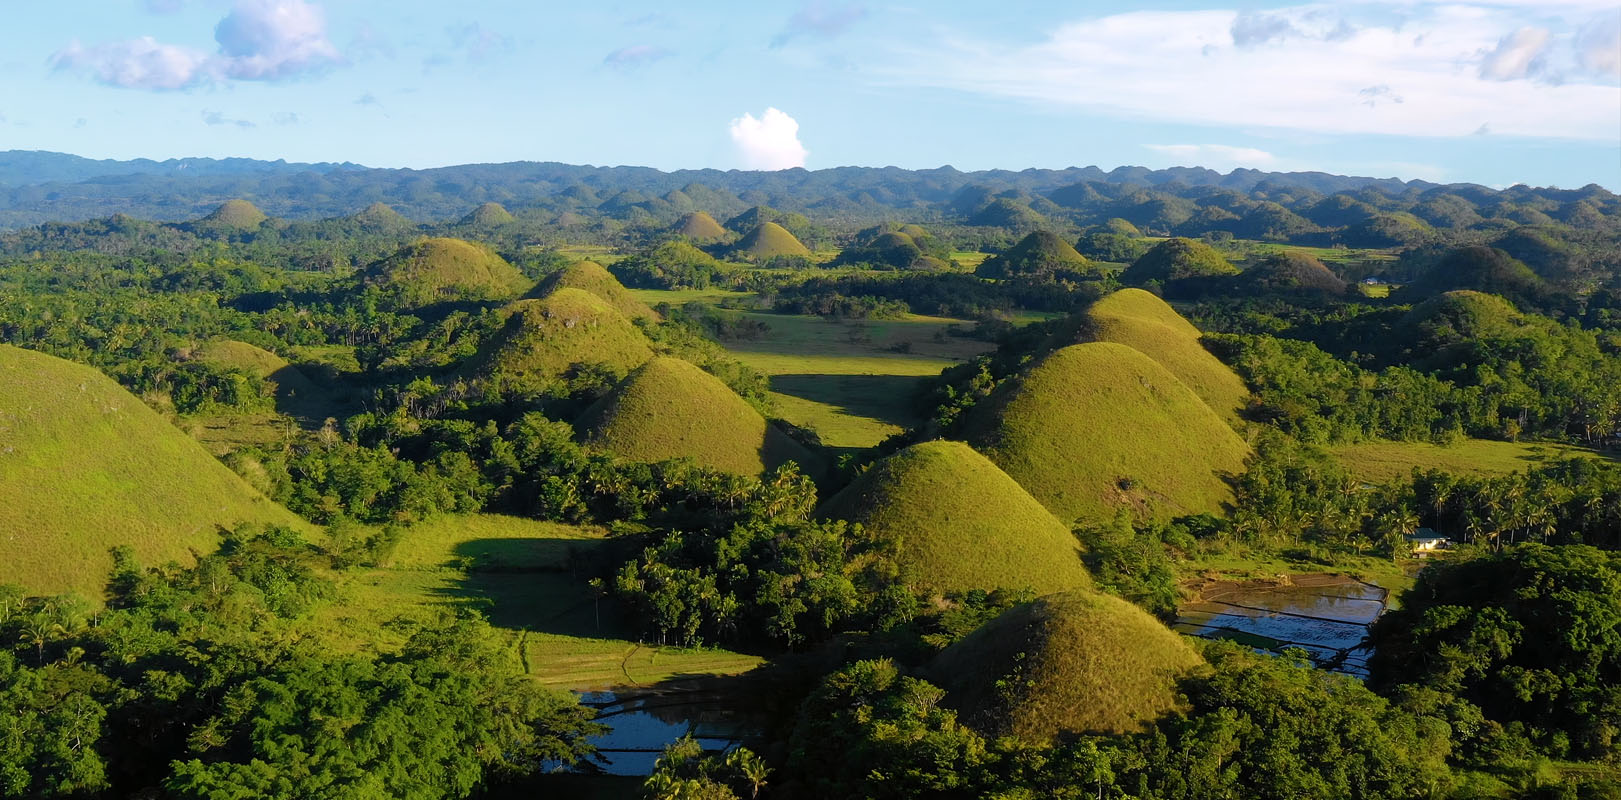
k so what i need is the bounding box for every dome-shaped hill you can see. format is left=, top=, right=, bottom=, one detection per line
left=671, top=211, right=727, bottom=241
left=976, top=231, right=1093, bottom=279
left=1399, top=291, right=1529, bottom=367
left=460, top=202, right=516, bottom=226
left=199, top=199, right=268, bottom=228
left=575, top=357, right=817, bottom=476
left=530, top=261, right=658, bottom=322
left=817, top=441, right=1092, bottom=596
left=0, top=345, right=310, bottom=598
left=961, top=342, right=1249, bottom=523
left=363, top=237, right=531, bottom=309
left=1120, top=238, right=1238, bottom=284
left=968, top=198, right=1047, bottom=229
left=733, top=222, right=810, bottom=259
left=931, top=591, right=1204, bottom=742
left=898, top=223, right=930, bottom=240
left=1073, top=290, right=1249, bottom=422
left=192, top=339, right=327, bottom=420
left=352, top=202, right=413, bottom=231
left=1240, top=252, right=1347, bottom=296
left=464, top=289, right=654, bottom=395
left=1405, top=245, right=1544, bottom=301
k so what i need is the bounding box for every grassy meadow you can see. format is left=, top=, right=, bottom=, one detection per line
left=1330, top=438, right=1609, bottom=483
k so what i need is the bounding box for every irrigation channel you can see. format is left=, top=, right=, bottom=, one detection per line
left=1172, top=573, right=1389, bottom=677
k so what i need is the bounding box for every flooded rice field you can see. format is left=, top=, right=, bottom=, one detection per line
left=575, top=689, right=757, bottom=776
left=1173, top=574, right=1388, bottom=676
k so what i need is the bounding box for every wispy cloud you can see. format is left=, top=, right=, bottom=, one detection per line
left=604, top=44, right=672, bottom=69
left=1479, top=27, right=1552, bottom=80
left=202, top=110, right=256, bottom=128
left=772, top=2, right=866, bottom=48
left=729, top=108, right=808, bottom=170
left=448, top=22, right=511, bottom=63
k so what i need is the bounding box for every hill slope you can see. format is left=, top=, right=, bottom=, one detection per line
left=575, top=357, right=817, bottom=476
left=671, top=211, right=727, bottom=241
left=463, top=289, right=654, bottom=395
left=361, top=237, right=530, bottom=308
left=732, top=222, right=810, bottom=259
left=0, top=345, right=310, bottom=598
left=818, top=440, right=1092, bottom=596
left=976, top=231, right=1092, bottom=279
left=460, top=202, right=516, bottom=226
left=192, top=339, right=329, bottom=421
left=531, top=260, right=659, bottom=322
left=198, top=199, right=268, bottom=228
left=931, top=591, right=1204, bottom=741
left=1075, top=289, right=1250, bottom=422
left=961, top=342, right=1249, bottom=523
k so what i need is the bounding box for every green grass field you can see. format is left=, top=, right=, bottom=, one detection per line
left=1330, top=439, right=1609, bottom=483
left=315, top=514, right=763, bottom=690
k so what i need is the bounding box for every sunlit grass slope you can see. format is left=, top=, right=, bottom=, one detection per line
left=464, top=289, right=654, bottom=394
left=1120, top=237, right=1237, bottom=283
left=576, top=357, right=819, bottom=476
left=817, top=440, right=1092, bottom=596
left=733, top=222, right=810, bottom=258
left=932, top=591, right=1204, bottom=742
left=363, top=236, right=530, bottom=308
left=460, top=202, right=516, bottom=226
left=193, top=339, right=328, bottom=419
left=671, top=211, right=727, bottom=241
left=1330, top=438, right=1607, bottom=483
left=0, top=345, right=310, bottom=598
left=531, top=260, right=659, bottom=322
left=198, top=198, right=268, bottom=228
left=1077, top=289, right=1250, bottom=422
left=961, top=342, right=1249, bottom=523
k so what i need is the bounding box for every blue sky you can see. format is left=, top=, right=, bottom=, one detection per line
left=2, top=1, right=1618, bottom=188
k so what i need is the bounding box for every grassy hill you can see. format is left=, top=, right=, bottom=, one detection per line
left=362, top=237, right=531, bottom=308
left=1240, top=251, right=1347, bottom=295
left=459, top=202, right=516, bottom=226
left=976, top=231, right=1092, bottom=279
left=732, top=222, right=810, bottom=259
left=464, top=289, right=654, bottom=395
left=198, top=199, right=267, bottom=228
left=192, top=339, right=330, bottom=421
left=0, top=345, right=310, bottom=598
left=931, top=591, right=1204, bottom=742
left=575, top=356, right=819, bottom=476
left=1120, top=237, right=1237, bottom=283
left=961, top=342, right=1250, bottom=523
left=532, top=260, right=659, bottom=322
left=671, top=211, right=727, bottom=241
left=1075, top=289, right=1250, bottom=422
left=817, top=440, right=1092, bottom=596
left=351, top=201, right=414, bottom=231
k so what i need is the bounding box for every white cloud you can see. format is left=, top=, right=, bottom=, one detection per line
left=1479, top=26, right=1551, bottom=80
left=604, top=44, right=672, bottom=68
left=1144, top=144, right=1277, bottom=171
left=1576, top=13, right=1621, bottom=76
left=729, top=108, right=808, bottom=170
left=880, top=4, right=1621, bottom=142
left=52, top=0, right=340, bottom=89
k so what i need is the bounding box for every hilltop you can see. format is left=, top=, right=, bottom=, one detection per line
left=462, top=288, right=653, bottom=395
left=459, top=202, right=516, bottom=226
left=361, top=237, right=530, bottom=308
left=1074, top=289, right=1251, bottom=422
left=671, top=211, right=727, bottom=241
left=191, top=339, right=329, bottom=421
left=817, top=440, right=1092, bottom=596
left=575, top=357, right=817, bottom=476
left=1240, top=251, right=1348, bottom=295
left=931, top=591, right=1204, bottom=742
left=0, top=345, right=309, bottom=598
left=732, top=221, right=810, bottom=260
left=530, top=260, right=659, bottom=322
left=197, top=199, right=268, bottom=229
left=961, top=342, right=1249, bottom=523
left=976, top=231, right=1093, bottom=279
left=350, top=202, right=415, bottom=232
left=1120, top=237, right=1238, bottom=284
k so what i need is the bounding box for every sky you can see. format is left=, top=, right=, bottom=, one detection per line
left=1, top=1, right=1618, bottom=188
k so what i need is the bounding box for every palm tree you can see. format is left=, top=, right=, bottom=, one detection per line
left=726, top=748, right=770, bottom=799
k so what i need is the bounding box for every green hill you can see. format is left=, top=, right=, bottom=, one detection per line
left=817, top=441, right=1091, bottom=596
left=1241, top=252, right=1347, bottom=296
left=1075, top=289, right=1250, bottom=421
left=0, top=345, right=310, bottom=598
left=463, top=289, right=654, bottom=395
left=198, top=199, right=268, bottom=228
left=531, top=260, right=658, bottom=322
left=352, top=202, right=414, bottom=231
left=671, top=211, right=727, bottom=241
left=575, top=357, right=817, bottom=476
left=1120, top=238, right=1238, bottom=284
left=1405, top=245, right=1545, bottom=301
left=460, top=202, right=516, bottom=226
left=976, top=231, right=1092, bottom=279
left=931, top=591, right=1204, bottom=742
left=362, top=237, right=530, bottom=309
left=732, top=222, right=810, bottom=259
left=192, top=339, right=329, bottom=421
left=961, top=342, right=1249, bottom=523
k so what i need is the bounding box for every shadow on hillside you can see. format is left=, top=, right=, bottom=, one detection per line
left=433, top=536, right=632, bottom=638
left=768, top=373, right=928, bottom=428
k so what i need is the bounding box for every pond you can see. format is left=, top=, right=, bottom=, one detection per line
left=573, top=690, right=757, bottom=776
left=1172, top=574, right=1388, bottom=677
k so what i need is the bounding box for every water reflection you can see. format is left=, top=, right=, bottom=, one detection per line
left=576, top=691, right=752, bottom=776
left=1173, top=576, right=1387, bottom=677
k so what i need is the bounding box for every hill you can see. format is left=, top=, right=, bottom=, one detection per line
left=1405, top=245, right=1545, bottom=301
left=575, top=357, right=817, bottom=476
left=732, top=221, right=810, bottom=259
left=818, top=441, right=1091, bottom=596
left=351, top=201, right=414, bottom=231
left=975, top=231, right=1093, bottom=279
left=1119, top=237, right=1238, bottom=284
left=361, top=237, right=530, bottom=308
left=459, top=202, right=516, bottom=226
left=463, top=289, right=654, bottom=395
left=1074, top=289, right=1250, bottom=421
left=198, top=199, right=268, bottom=228
left=0, top=345, right=310, bottom=598
left=671, top=211, right=727, bottom=241
left=960, top=342, right=1249, bottom=523
left=931, top=591, right=1204, bottom=742
left=530, top=260, right=658, bottom=322
left=1240, top=252, right=1347, bottom=295
left=191, top=339, right=328, bottom=420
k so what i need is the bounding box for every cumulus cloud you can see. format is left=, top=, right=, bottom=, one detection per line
left=729, top=108, right=808, bottom=170
left=1144, top=144, right=1276, bottom=171
left=772, top=2, right=867, bottom=47
left=879, top=5, right=1621, bottom=142
left=604, top=44, right=672, bottom=68
left=1479, top=27, right=1551, bottom=80
left=52, top=0, right=340, bottom=89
